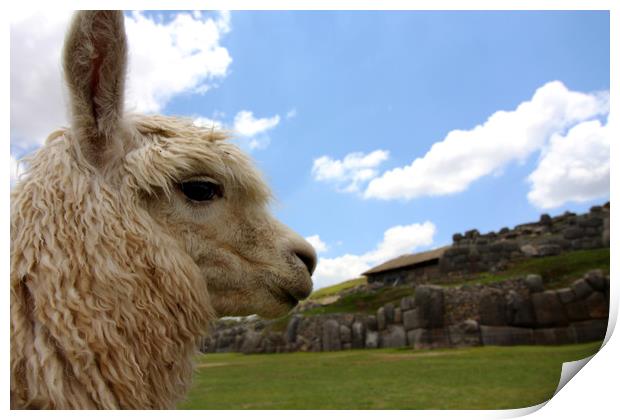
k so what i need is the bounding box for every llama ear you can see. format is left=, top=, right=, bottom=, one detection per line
left=62, top=11, right=127, bottom=167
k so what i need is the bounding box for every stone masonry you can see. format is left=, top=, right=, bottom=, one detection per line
left=201, top=270, right=609, bottom=354
left=439, top=203, right=610, bottom=276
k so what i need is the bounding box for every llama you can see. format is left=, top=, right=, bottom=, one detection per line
left=10, top=11, right=316, bottom=409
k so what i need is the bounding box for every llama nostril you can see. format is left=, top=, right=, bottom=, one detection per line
left=294, top=247, right=317, bottom=276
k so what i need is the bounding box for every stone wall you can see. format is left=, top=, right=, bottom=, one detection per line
left=201, top=269, right=609, bottom=354
left=439, top=203, right=610, bottom=276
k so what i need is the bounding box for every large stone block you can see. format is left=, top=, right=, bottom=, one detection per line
left=341, top=313, right=356, bottom=327
left=585, top=269, right=607, bottom=292
left=285, top=315, right=302, bottom=343
left=377, top=307, right=387, bottom=331
left=402, top=308, right=422, bottom=331
left=380, top=325, right=407, bottom=348
left=533, top=327, right=576, bottom=345
left=537, top=244, right=562, bottom=257
left=556, top=288, right=576, bottom=304
left=579, top=216, right=603, bottom=228
left=407, top=329, right=426, bottom=349
left=415, top=285, right=445, bottom=328
left=240, top=331, right=263, bottom=354
left=506, top=290, right=536, bottom=327
left=501, top=241, right=520, bottom=253
left=262, top=339, right=274, bottom=354
left=400, top=296, right=415, bottom=311
left=339, top=324, right=352, bottom=343
left=479, top=290, right=508, bottom=326
left=531, top=291, right=568, bottom=327
left=201, top=336, right=215, bottom=353
left=407, top=328, right=450, bottom=349
left=365, top=331, right=379, bottom=349
left=564, top=300, right=590, bottom=322
left=215, top=334, right=234, bottom=353
left=452, top=254, right=467, bottom=265
left=520, top=244, right=538, bottom=257
left=296, top=318, right=322, bottom=346
left=480, top=325, right=534, bottom=346
left=465, top=229, right=480, bottom=239
left=524, top=274, right=544, bottom=293
left=351, top=321, right=366, bottom=349
left=448, top=320, right=481, bottom=347
left=384, top=303, right=396, bottom=324
left=366, top=315, right=378, bottom=331
left=394, top=308, right=402, bottom=324
left=322, top=320, right=342, bottom=352
left=564, top=226, right=584, bottom=240
left=234, top=334, right=244, bottom=352
left=571, top=320, right=608, bottom=343
left=571, top=278, right=594, bottom=300
left=585, top=292, right=609, bottom=319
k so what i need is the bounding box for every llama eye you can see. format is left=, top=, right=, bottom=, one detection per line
left=179, top=181, right=221, bottom=202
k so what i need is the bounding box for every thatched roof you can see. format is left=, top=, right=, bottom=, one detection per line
left=363, top=246, right=449, bottom=275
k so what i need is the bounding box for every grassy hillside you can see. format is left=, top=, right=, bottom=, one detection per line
left=309, top=276, right=367, bottom=300
left=303, top=285, right=414, bottom=315
left=180, top=341, right=601, bottom=409
left=445, top=247, right=610, bottom=289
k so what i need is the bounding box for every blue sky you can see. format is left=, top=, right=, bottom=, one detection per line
left=10, top=10, right=610, bottom=289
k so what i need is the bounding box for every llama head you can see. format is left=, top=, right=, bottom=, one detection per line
left=61, top=11, right=316, bottom=318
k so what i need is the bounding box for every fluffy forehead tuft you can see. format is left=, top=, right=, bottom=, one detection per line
left=125, top=115, right=272, bottom=204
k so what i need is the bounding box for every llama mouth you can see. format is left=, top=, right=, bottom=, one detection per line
left=271, top=287, right=300, bottom=307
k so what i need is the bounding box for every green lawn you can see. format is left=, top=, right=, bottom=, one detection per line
left=179, top=341, right=601, bottom=409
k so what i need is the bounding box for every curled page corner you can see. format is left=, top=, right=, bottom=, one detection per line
left=553, top=354, right=595, bottom=397
left=497, top=401, right=548, bottom=418
left=514, top=352, right=601, bottom=418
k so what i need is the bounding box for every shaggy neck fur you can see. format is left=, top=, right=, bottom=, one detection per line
left=11, top=11, right=316, bottom=409
left=11, top=132, right=213, bottom=409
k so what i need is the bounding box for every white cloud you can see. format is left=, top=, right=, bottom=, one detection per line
left=363, top=81, right=609, bottom=201
left=233, top=110, right=280, bottom=137
left=286, top=108, right=297, bottom=119
left=10, top=10, right=232, bottom=153
left=194, top=110, right=281, bottom=151
left=305, top=235, right=328, bottom=254
left=527, top=119, right=610, bottom=209
left=312, top=150, right=390, bottom=193
left=312, top=221, right=436, bottom=290
left=124, top=11, right=231, bottom=113
left=10, top=10, right=71, bottom=151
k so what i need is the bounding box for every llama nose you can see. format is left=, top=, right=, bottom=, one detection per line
left=291, top=238, right=317, bottom=276
left=295, top=246, right=317, bottom=276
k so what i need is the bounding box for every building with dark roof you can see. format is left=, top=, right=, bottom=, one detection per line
left=363, top=246, right=450, bottom=286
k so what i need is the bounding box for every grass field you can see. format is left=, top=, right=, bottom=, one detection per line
left=179, top=341, right=601, bottom=410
